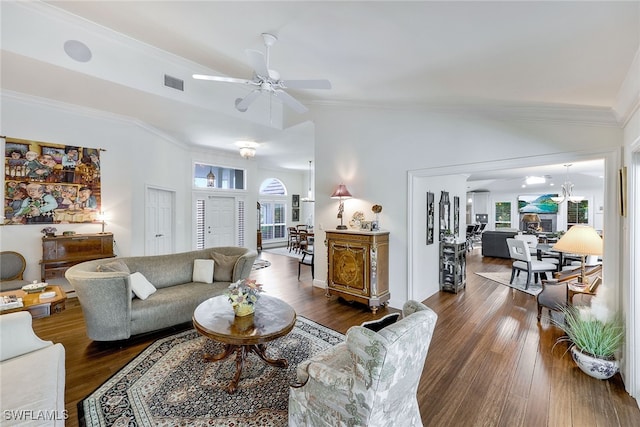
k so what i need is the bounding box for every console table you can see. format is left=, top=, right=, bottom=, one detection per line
left=325, top=229, right=389, bottom=313
left=41, top=233, right=115, bottom=281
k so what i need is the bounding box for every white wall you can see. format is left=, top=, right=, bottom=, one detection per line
left=311, top=104, right=623, bottom=309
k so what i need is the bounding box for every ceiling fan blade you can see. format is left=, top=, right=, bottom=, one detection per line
left=193, top=74, right=253, bottom=85
left=245, top=49, right=269, bottom=78
left=280, top=79, right=332, bottom=90
left=274, top=89, right=308, bottom=113
left=235, top=89, right=262, bottom=112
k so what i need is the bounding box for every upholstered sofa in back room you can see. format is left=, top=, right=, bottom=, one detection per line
left=481, top=230, right=519, bottom=258
left=66, top=247, right=257, bottom=341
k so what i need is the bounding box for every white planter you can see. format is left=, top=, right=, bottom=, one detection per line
left=570, top=346, right=619, bottom=380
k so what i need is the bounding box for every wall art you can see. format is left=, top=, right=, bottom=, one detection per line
left=453, top=196, right=460, bottom=236
left=3, top=136, right=102, bottom=225
left=426, top=191, right=434, bottom=245
left=439, top=191, right=450, bottom=240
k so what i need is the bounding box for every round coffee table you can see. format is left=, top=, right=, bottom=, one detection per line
left=192, top=294, right=296, bottom=393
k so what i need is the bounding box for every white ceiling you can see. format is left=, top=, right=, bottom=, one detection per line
left=1, top=1, right=638, bottom=184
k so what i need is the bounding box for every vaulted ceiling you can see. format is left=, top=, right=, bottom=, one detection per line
left=2, top=1, right=638, bottom=179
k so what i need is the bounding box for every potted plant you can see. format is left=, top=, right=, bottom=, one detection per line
left=554, top=305, right=624, bottom=380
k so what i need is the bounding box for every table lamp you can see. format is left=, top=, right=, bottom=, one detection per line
left=552, top=225, right=603, bottom=285
left=330, top=184, right=352, bottom=230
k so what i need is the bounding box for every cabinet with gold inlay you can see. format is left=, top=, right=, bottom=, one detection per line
left=326, top=230, right=389, bottom=313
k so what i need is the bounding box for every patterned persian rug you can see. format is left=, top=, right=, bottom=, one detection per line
left=79, top=317, right=344, bottom=426
left=252, top=258, right=271, bottom=270
left=475, top=271, right=543, bottom=296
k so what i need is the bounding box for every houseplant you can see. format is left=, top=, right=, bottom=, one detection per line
left=554, top=305, right=624, bottom=380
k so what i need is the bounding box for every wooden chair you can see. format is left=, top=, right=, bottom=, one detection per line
left=506, top=238, right=557, bottom=289
left=287, top=227, right=299, bottom=252
left=298, top=250, right=314, bottom=280
left=297, top=231, right=310, bottom=254
left=536, top=264, right=603, bottom=321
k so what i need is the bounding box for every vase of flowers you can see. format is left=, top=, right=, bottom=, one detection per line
left=225, top=279, right=264, bottom=317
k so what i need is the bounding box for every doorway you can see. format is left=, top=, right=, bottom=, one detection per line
left=145, top=186, right=175, bottom=255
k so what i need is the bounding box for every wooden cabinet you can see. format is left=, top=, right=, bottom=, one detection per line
left=326, top=230, right=389, bottom=313
left=440, top=241, right=466, bottom=293
left=41, top=233, right=115, bottom=281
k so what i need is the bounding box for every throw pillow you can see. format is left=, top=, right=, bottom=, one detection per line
left=96, top=260, right=130, bottom=274
left=360, top=312, right=401, bottom=333
left=129, top=272, right=157, bottom=300
left=210, top=253, right=239, bottom=282
left=193, top=259, right=214, bottom=283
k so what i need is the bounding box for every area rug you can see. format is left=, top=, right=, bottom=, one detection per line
left=263, top=246, right=304, bottom=260
left=475, top=271, right=543, bottom=296
left=79, top=316, right=344, bottom=427
left=252, top=258, right=271, bottom=270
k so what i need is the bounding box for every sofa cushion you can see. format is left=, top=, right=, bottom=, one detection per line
left=211, top=253, right=239, bottom=282
left=130, top=272, right=157, bottom=300
left=193, top=259, right=214, bottom=284
left=97, top=259, right=131, bottom=274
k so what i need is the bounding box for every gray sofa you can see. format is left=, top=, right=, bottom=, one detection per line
left=481, top=230, right=518, bottom=258
left=65, top=247, right=257, bottom=341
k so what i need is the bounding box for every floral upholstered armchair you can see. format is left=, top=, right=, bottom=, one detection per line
left=289, top=300, right=438, bottom=427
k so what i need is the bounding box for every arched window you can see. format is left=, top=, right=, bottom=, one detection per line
left=259, top=178, right=287, bottom=242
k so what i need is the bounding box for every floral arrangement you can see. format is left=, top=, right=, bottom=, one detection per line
left=41, top=227, right=57, bottom=236
left=225, top=278, right=264, bottom=309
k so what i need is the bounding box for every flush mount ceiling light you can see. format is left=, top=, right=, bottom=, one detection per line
left=550, top=164, right=584, bottom=204
left=235, top=141, right=260, bottom=159
left=64, top=40, right=92, bottom=62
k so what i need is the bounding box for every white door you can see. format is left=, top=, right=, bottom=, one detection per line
left=205, top=196, right=236, bottom=247
left=146, top=187, right=174, bottom=255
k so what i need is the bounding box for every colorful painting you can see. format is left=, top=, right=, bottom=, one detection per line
left=518, top=194, right=559, bottom=214
left=4, top=137, right=102, bottom=225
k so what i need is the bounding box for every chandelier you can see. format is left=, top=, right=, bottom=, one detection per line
left=301, top=160, right=315, bottom=202
left=550, top=164, right=584, bottom=204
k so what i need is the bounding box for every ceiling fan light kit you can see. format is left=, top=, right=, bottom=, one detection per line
left=193, top=33, right=331, bottom=113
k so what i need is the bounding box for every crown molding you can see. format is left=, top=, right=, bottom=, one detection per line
left=2, top=90, right=188, bottom=150
left=613, top=47, right=640, bottom=127
left=310, top=98, right=619, bottom=127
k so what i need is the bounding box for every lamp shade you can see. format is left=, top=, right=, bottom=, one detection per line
left=522, top=214, right=541, bottom=223
left=552, top=225, right=603, bottom=256
left=330, top=184, right=352, bottom=199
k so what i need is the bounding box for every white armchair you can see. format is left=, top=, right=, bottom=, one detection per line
left=0, top=312, right=66, bottom=426
left=288, top=301, right=438, bottom=426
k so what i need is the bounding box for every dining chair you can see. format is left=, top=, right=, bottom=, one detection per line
left=297, top=231, right=309, bottom=254
left=287, top=227, right=299, bottom=252
left=506, top=238, right=557, bottom=289
left=298, top=250, right=314, bottom=280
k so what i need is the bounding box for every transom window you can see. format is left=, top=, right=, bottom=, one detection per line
left=193, top=163, right=245, bottom=190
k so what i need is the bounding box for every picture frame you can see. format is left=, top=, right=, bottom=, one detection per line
left=426, top=191, right=434, bottom=245
left=292, top=208, right=299, bottom=222
left=292, top=194, right=300, bottom=208
left=361, top=220, right=372, bottom=231
left=618, top=167, right=627, bottom=217
left=439, top=191, right=450, bottom=241
left=453, top=196, right=460, bottom=236
left=371, top=220, right=379, bottom=231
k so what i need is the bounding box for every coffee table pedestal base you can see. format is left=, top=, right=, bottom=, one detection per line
left=204, top=343, right=288, bottom=394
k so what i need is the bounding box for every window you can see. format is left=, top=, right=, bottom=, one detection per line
left=259, top=178, right=287, bottom=243
left=495, top=202, right=511, bottom=228
left=567, top=200, right=588, bottom=226
left=193, top=163, right=245, bottom=190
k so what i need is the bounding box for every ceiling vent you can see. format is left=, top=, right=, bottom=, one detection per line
left=164, top=74, right=184, bottom=91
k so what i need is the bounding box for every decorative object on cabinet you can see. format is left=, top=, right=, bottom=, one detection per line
left=349, top=211, right=365, bottom=229
left=4, top=136, right=102, bottom=225
left=453, top=196, right=460, bottom=235
left=426, top=191, right=434, bottom=245
left=326, top=230, right=389, bottom=313
left=371, top=204, right=382, bottom=227
left=439, top=191, right=450, bottom=241
left=41, top=232, right=115, bottom=281
left=330, top=184, right=353, bottom=230
left=439, top=241, right=466, bottom=293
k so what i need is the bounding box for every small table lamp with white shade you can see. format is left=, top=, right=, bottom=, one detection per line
left=552, top=225, right=603, bottom=285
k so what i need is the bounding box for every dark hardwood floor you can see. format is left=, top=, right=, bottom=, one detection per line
left=30, top=247, right=640, bottom=426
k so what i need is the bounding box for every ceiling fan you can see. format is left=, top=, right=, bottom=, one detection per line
left=193, top=33, right=331, bottom=114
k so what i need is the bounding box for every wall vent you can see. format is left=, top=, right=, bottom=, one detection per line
left=164, top=74, right=184, bottom=91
